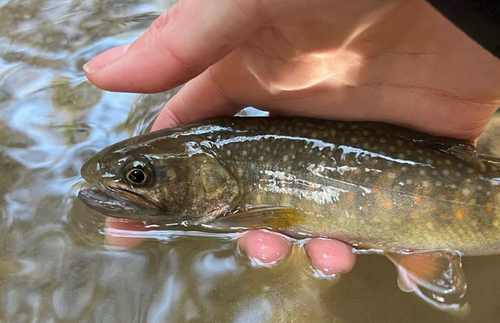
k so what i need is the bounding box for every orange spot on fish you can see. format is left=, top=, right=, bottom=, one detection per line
left=429, top=205, right=438, bottom=212
left=485, top=203, right=494, bottom=213
left=439, top=213, right=448, bottom=220
left=371, top=188, right=380, bottom=194
left=309, top=186, right=316, bottom=191
left=347, top=192, right=356, bottom=200
left=439, top=195, right=447, bottom=201
left=410, top=212, right=419, bottom=219
left=454, top=209, right=466, bottom=220
left=362, top=205, right=369, bottom=212
left=383, top=199, right=393, bottom=209
left=412, top=196, right=423, bottom=204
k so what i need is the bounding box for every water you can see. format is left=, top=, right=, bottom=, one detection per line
left=0, top=0, right=500, bottom=321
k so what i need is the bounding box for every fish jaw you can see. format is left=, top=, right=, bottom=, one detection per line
left=78, top=187, right=167, bottom=221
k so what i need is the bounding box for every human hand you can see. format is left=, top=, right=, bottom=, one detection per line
left=85, top=0, right=500, bottom=274
left=104, top=217, right=356, bottom=275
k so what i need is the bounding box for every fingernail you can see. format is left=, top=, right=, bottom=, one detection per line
left=83, top=44, right=130, bottom=75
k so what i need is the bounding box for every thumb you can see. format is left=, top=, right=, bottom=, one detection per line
left=151, top=69, right=242, bottom=131
left=84, top=0, right=262, bottom=93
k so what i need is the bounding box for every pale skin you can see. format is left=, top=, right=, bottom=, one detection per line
left=85, top=0, right=500, bottom=275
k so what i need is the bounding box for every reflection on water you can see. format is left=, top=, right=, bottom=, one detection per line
left=1, top=0, right=500, bottom=322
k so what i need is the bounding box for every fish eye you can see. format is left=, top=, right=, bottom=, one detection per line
left=123, top=160, right=153, bottom=186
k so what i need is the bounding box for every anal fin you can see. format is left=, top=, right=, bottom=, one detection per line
left=386, top=249, right=469, bottom=315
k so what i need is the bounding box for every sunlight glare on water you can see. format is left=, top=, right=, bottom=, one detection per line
left=1, top=0, right=500, bottom=322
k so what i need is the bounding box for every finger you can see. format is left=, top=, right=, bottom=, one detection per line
left=151, top=70, right=241, bottom=130
left=305, top=238, right=356, bottom=275
left=84, top=0, right=262, bottom=93
left=238, top=230, right=292, bottom=266
left=104, top=217, right=147, bottom=249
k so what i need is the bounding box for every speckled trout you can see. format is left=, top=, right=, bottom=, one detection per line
left=79, top=117, right=500, bottom=312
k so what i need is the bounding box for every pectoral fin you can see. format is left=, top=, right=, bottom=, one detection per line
left=386, top=249, right=468, bottom=314
left=213, top=207, right=306, bottom=230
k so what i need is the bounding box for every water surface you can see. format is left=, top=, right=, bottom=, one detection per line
left=1, top=0, right=500, bottom=322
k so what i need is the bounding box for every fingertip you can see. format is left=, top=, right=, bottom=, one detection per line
left=104, top=217, right=147, bottom=249
left=238, top=230, right=291, bottom=266
left=84, top=44, right=130, bottom=76
left=305, top=238, right=356, bottom=275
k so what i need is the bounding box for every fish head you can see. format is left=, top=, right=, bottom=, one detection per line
left=78, top=132, right=241, bottom=224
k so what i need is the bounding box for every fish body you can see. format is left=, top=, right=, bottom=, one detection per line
left=80, top=117, right=500, bottom=256
left=79, top=117, right=500, bottom=311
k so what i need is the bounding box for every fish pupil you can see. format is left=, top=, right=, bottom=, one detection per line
left=127, top=169, right=145, bottom=184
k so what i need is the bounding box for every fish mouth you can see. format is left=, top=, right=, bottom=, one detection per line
left=78, top=187, right=163, bottom=219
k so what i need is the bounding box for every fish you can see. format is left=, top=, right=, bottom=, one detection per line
left=78, top=117, right=500, bottom=313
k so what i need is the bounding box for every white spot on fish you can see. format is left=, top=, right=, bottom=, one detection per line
left=442, top=170, right=450, bottom=176
left=462, top=188, right=471, bottom=196
left=388, top=172, right=396, bottom=179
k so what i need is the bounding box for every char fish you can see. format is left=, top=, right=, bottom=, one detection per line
left=79, top=117, right=500, bottom=312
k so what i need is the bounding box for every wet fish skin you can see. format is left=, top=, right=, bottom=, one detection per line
left=79, top=117, right=500, bottom=256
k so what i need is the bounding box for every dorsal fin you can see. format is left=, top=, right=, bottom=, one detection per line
left=396, top=131, right=483, bottom=169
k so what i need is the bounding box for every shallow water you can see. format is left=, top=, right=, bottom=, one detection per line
left=1, top=0, right=500, bottom=322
